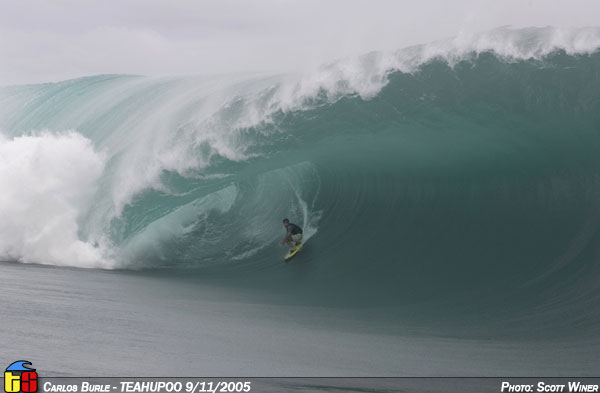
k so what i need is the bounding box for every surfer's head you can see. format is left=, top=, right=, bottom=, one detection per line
left=283, top=218, right=289, bottom=226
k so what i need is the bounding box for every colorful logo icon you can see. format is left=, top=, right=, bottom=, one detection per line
left=4, top=361, right=37, bottom=393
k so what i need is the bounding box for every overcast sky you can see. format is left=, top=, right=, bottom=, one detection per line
left=0, top=0, right=598, bottom=85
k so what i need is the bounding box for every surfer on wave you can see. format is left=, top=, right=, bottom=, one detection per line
left=281, top=218, right=303, bottom=253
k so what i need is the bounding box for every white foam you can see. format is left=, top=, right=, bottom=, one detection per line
left=281, top=26, right=600, bottom=104
left=0, top=132, right=112, bottom=268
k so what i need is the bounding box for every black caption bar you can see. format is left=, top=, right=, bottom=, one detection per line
left=18, top=377, right=600, bottom=393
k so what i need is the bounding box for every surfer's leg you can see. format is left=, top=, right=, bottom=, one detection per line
left=285, top=238, right=295, bottom=250
left=292, top=233, right=303, bottom=246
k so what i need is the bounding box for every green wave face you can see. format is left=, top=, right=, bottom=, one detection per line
left=2, top=39, right=600, bottom=310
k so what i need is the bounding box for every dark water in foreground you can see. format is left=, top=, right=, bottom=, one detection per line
left=2, top=261, right=598, bottom=377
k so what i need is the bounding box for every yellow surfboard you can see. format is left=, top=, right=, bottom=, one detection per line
left=284, top=243, right=303, bottom=261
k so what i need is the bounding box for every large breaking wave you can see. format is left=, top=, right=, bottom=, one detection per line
left=1, top=27, right=600, bottom=311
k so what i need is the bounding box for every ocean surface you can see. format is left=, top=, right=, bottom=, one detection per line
left=1, top=26, right=600, bottom=377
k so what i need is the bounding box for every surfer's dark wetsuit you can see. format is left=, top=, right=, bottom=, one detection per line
left=287, top=223, right=303, bottom=236
left=282, top=218, right=303, bottom=251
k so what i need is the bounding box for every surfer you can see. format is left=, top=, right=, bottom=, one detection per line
left=281, top=218, right=303, bottom=252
